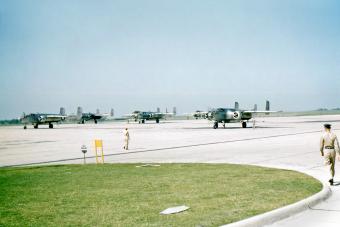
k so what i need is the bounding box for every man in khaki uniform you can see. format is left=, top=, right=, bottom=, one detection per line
left=123, top=128, right=130, bottom=150
left=320, top=124, right=340, bottom=185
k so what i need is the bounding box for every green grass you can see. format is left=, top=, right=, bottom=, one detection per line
left=0, top=164, right=321, bottom=227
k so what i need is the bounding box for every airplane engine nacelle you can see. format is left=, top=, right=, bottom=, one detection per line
left=241, top=112, right=252, bottom=120
left=226, top=111, right=242, bottom=122
left=226, top=111, right=241, bottom=120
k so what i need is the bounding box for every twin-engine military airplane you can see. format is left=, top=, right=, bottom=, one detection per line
left=78, top=113, right=103, bottom=124
left=125, top=110, right=173, bottom=124
left=20, top=108, right=67, bottom=129
left=194, top=100, right=276, bottom=129
left=75, top=107, right=104, bottom=124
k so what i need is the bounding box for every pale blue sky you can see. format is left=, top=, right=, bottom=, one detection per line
left=0, top=0, right=339, bottom=119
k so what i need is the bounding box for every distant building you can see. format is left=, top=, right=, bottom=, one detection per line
left=110, top=108, right=114, bottom=117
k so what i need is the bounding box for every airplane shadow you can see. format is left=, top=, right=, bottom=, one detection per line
left=298, top=120, right=340, bottom=124
left=332, top=181, right=340, bottom=186
left=182, top=126, right=293, bottom=130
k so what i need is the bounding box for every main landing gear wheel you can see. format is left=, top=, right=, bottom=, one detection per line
left=213, top=122, right=218, bottom=129
left=81, top=119, right=85, bottom=124
left=34, top=124, right=38, bottom=129
left=142, top=119, right=145, bottom=124
left=94, top=120, right=98, bottom=124
left=242, top=122, right=247, bottom=128
left=49, top=123, right=53, bottom=129
left=23, top=125, right=27, bottom=129
left=156, top=119, right=160, bottom=124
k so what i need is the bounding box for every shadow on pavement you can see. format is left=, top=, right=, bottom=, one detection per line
left=332, top=181, right=340, bottom=186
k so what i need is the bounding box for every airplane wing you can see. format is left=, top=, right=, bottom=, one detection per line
left=243, top=111, right=277, bottom=113
left=183, top=111, right=208, bottom=115
left=123, top=114, right=136, bottom=118
left=182, top=111, right=209, bottom=119
left=162, top=113, right=174, bottom=116
left=197, top=111, right=209, bottom=115
left=46, top=114, right=67, bottom=118
left=39, top=114, right=66, bottom=123
left=94, top=114, right=103, bottom=119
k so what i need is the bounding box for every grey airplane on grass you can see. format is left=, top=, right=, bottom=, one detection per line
left=195, top=101, right=276, bottom=129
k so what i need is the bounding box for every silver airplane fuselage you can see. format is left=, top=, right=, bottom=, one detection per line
left=207, top=108, right=252, bottom=123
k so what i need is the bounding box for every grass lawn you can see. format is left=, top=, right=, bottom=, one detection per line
left=0, top=164, right=321, bottom=226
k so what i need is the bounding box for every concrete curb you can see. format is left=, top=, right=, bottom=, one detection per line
left=221, top=181, right=331, bottom=227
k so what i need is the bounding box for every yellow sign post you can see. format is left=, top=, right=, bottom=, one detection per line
left=94, top=140, right=104, bottom=164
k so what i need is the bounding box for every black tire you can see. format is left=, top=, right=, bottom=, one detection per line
left=34, top=124, right=38, bottom=129
left=94, top=120, right=98, bottom=124
left=49, top=123, right=53, bottom=129
left=24, top=125, right=27, bottom=129
left=213, top=122, right=218, bottom=129
left=156, top=119, right=160, bottom=123
left=82, top=120, right=85, bottom=124
left=142, top=119, right=145, bottom=124
left=242, top=122, right=247, bottom=128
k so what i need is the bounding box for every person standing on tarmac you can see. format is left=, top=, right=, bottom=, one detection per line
left=320, top=124, right=340, bottom=185
left=123, top=128, right=130, bottom=150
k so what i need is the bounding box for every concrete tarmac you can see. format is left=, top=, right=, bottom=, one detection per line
left=1, top=115, right=340, bottom=226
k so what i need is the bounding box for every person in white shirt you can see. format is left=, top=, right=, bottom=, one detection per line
left=320, top=124, right=340, bottom=185
left=123, top=128, right=130, bottom=150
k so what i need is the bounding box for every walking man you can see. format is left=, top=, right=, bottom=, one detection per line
left=320, top=124, right=340, bottom=185
left=123, top=128, right=130, bottom=150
